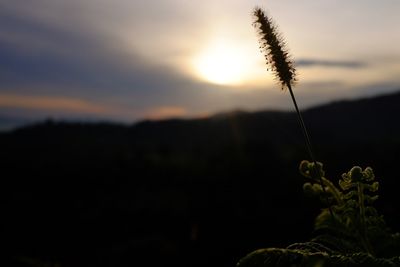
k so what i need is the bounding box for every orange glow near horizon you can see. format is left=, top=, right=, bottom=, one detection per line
left=143, top=106, right=188, bottom=120
left=0, top=94, right=107, bottom=114
left=0, top=93, right=191, bottom=121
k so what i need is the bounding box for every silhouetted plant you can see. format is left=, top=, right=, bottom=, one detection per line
left=237, top=6, right=400, bottom=267
left=237, top=161, right=400, bottom=266
left=253, top=6, right=332, bottom=214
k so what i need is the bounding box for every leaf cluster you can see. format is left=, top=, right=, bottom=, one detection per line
left=237, top=161, right=400, bottom=267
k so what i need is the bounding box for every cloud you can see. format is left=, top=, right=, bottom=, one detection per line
left=296, top=59, right=367, bottom=69
left=0, top=2, right=205, bottom=115
left=0, top=94, right=109, bottom=114
left=0, top=2, right=270, bottom=122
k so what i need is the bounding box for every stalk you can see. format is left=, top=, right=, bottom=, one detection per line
left=287, top=83, right=334, bottom=217
left=357, top=183, right=374, bottom=254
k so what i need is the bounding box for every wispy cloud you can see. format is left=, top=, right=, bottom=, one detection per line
left=296, top=59, right=367, bottom=69
left=0, top=93, right=193, bottom=122
left=0, top=94, right=109, bottom=114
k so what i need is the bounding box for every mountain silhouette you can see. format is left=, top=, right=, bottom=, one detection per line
left=2, top=90, right=400, bottom=267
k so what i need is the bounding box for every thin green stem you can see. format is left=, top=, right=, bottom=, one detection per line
left=357, top=183, right=374, bottom=255
left=287, top=84, right=334, bottom=218
left=321, top=177, right=344, bottom=205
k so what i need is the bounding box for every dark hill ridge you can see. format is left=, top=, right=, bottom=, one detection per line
left=305, top=91, right=400, bottom=139
left=2, top=90, right=400, bottom=267
left=7, top=89, right=399, bottom=150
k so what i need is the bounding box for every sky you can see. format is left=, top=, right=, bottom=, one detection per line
left=1, top=0, right=400, bottom=129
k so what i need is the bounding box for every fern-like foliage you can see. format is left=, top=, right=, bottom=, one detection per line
left=237, top=161, right=400, bottom=267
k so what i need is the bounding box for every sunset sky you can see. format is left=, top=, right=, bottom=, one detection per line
left=1, top=0, right=400, bottom=129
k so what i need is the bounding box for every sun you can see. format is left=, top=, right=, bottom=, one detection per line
left=192, top=39, right=251, bottom=85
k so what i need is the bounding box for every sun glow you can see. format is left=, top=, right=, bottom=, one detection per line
left=192, top=39, right=256, bottom=86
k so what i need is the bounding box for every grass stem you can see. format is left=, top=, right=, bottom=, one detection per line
left=287, top=84, right=334, bottom=218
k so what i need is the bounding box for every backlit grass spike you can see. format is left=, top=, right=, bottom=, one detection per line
left=253, top=7, right=296, bottom=89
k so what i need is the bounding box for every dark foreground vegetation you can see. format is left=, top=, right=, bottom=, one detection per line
left=2, top=91, right=400, bottom=267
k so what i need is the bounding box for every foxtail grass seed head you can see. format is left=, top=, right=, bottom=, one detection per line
left=253, top=7, right=296, bottom=89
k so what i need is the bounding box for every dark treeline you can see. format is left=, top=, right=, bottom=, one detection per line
left=2, top=91, right=400, bottom=267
